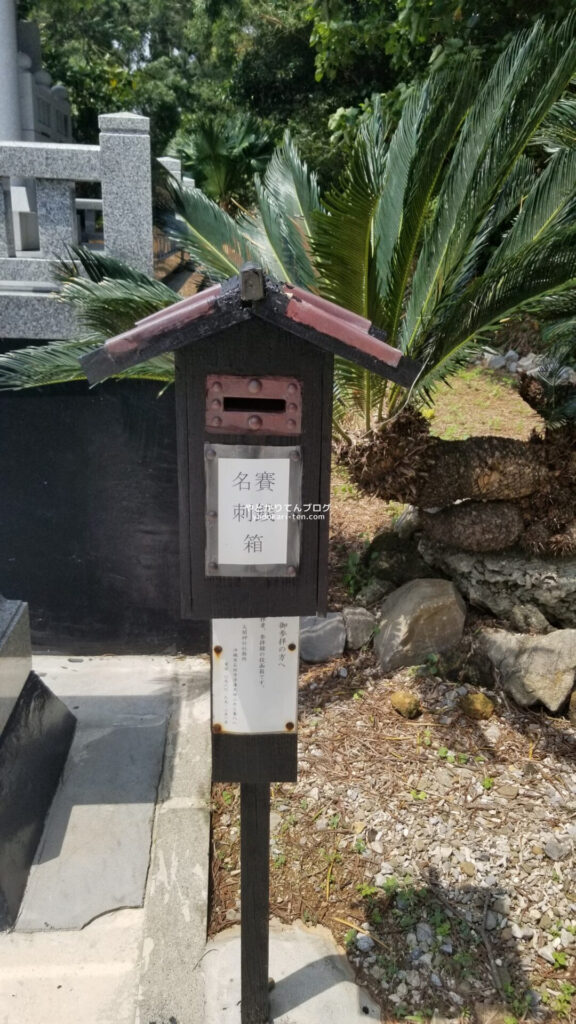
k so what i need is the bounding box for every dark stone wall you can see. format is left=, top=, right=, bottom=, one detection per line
left=0, top=380, right=207, bottom=652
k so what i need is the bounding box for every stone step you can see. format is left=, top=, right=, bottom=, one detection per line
left=15, top=656, right=174, bottom=933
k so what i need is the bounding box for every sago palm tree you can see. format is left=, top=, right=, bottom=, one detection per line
left=2, top=15, right=576, bottom=442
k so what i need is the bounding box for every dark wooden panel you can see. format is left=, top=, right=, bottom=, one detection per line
left=316, top=353, right=334, bottom=616
left=174, top=351, right=193, bottom=620
left=212, top=733, right=297, bottom=783
left=177, top=321, right=333, bottom=620
left=240, top=783, right=271, bottom=1024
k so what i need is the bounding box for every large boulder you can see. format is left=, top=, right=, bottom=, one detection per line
left=419, top=540, right=576, bottom=628
left=342, top=606, right=376, bottom=650
left=478, top=628, right=576, bottom=712
left=374, top=578, right=467, bottom=673
left=300, top=613, right=346, bottom=663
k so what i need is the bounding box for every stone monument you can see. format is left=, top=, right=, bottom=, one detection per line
left=0, top=595, right=76, bottom=926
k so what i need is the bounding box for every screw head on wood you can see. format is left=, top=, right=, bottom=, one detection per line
left=248, top=415, right=263, bottom=430
left=248, top=378, right=262, bottom=393
left=289, top=450, right=300, bottom=461
left=287, top=566, right=297, bottom=576
left=206, top=448, right=216, bottom=460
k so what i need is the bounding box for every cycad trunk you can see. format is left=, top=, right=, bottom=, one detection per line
left=342, top=411, right=576, bottom=555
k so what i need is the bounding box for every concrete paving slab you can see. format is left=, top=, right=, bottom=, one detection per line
left=136, top=657, right=211, bottom=1024
left=0, top=908, right=144, bottom=1024
left=16, top=657, right=173, bottom=930
left=0, top=655, right=212, bottom=1024
left=203, top=920, right=381, bottom=1023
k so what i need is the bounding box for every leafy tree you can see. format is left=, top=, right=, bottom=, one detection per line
left=308, top=0, right=576, bottom=97
left=16, top=0, right=245, bottom=151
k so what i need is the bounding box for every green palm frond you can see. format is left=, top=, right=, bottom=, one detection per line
left=489, top=147, right=576, bottom=267
left=541, top=317, right=576, bottom=349
left=165, top=183, right=257, bottom=280
left=312, top=105, right=388, bottom=320
left=333, top=358, right=390, bottom=432
left=0, top=337, right=174, bottom=391
left=376, top=68, right=477, bottom=339
left=60, top=275, right=179, bottom=337
left=402, top=15, right=576, bottom=354
left=250, top=132, right=320, bottom=290
left=426, top=223, right=576, bottom=361
left=535, top=97, right=576, bottom=150
left=51, top=246, right=161, bottom=285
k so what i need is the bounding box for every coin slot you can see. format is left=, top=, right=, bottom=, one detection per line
left=222, top=397, right=286, bottom=413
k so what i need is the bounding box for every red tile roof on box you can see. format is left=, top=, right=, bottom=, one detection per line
left=81, top=269, right=420, bottom=389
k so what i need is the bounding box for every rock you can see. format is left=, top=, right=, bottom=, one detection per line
left=418, top=540, right=576, bottom=628
left=416, top=922, right=434, bottom=948
left=503, top=349, right=519, bottom=364
left=478, top=628, right=576, bottom=712
left=474, top=1004, right=513, bottom=1024
left=537, top=944, right=556, bottom=965
left=493, top=896, right=511, bottom=915
left=495, top=783, right=519, bottom=800
left=374, top=579, right=467, bottom=673
left=300, top=613, right=346, bottom=663
left=342, top=606, right=376, bottom=650
left=392, top=505, right=421, bottom=539
left=365, top=530, right=438, bottom=587
left=355, top=579, right=393, bottom=607
left=460, top=692, right=495, bottom=720
left=543, top=836, right=571, bottom=861
left=460, top=861, right=476, bottom=877
left=508, top=603, right=553, bottom=634
left=517, top=352, right=543, bottom=373
left=484, top=911, right=498, bottom=931
left=355, top=933, right=375, bottom=953
left=486, top=355, right=507, bottom=370
left=390, top=690, right=422, bottom=719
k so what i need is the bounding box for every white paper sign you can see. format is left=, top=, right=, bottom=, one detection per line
left=212, top=617, right=299, bottom=734
left=217, top=457, right=290, bottom=565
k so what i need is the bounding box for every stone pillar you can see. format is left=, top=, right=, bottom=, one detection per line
left=99, top=112, right=154, bottom=277
left=157, top=155, right=182, bottom=183
left=36, top=178, right=78, bottom=257
left=0, top=0, right=22, bottom=141
left=17, top=52, right=36, bottom=141
left=0, top=178, right=16, bottom=257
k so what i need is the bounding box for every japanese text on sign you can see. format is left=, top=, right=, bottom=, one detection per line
left=212, top=617, right=299, bottom=733
left=218, top=458, right=291, bottom=565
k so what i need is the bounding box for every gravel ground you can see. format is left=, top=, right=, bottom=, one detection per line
left=210, top=649, right=576, bottom=1023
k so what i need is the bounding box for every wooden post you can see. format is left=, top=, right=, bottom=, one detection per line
left=240, top=782, right=271, bottom=1024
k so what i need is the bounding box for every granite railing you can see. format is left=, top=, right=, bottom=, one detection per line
left=0, top=112, right=158, bottom=340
